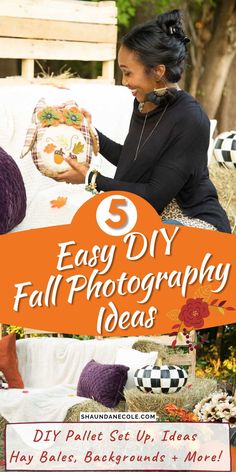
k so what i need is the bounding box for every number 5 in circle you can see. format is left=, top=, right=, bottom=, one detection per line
left=106, top=198, right=128, bottom=229
left=96, top=195, right=138, bottom=236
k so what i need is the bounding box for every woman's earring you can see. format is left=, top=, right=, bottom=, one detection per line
left=145, top=87, right=178, bottom=106
left=153, top=87, right=168, bottom=97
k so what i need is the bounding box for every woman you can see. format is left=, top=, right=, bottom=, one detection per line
left=58, top=9, right=231, bottom=233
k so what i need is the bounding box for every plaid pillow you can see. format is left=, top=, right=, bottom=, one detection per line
left=0, top=370, right=8, bottom=389
left=21, top=98, right=99, bottom=179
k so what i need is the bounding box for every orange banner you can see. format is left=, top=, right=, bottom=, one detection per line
left=0, top=191, right=235, bottom=337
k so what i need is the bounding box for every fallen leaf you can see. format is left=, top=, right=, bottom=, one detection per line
left=50, top=196, right=68, bottom=208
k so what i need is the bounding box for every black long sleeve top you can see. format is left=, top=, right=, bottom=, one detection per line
left=95, top=90, right=231, bottom=233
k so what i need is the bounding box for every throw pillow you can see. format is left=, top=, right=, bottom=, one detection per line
left=21, top=98, right=99, bottom=179
left=0, top=333, right=24, bottom=388
left=0, top=370, right=8, bottom=389
left=0, top=147, right=26, bottom=234
left=115, top=348, right=158, bottom=389
left=77, top=360, right=129, bottom=408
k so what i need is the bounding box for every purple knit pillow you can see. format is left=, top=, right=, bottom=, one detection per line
left=0, top=147, right=26, bottom=234
left=77, top=360, right=129, bottom=408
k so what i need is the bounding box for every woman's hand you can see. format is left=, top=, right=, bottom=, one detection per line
left=56, top=158, right=89, bottom=184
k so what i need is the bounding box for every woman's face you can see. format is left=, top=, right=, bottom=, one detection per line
left=118, top=45, right=157, bottom=103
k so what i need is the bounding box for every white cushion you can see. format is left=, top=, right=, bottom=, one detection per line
left=115, top=348, right=158, bottom=390
left=208, top=119, right=217, bottom=164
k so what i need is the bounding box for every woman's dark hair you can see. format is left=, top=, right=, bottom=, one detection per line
left=121, top=10, right=190, bottom=82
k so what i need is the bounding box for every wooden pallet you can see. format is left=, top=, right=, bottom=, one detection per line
left=0, top=0, right=117, bottom=81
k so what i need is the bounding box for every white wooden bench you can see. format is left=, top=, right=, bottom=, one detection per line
left=0, top=0, right=117, bottom=82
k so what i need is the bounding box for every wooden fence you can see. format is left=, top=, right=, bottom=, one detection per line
left=0, top=0, right=117, bottom=81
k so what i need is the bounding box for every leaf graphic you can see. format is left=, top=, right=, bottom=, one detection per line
left=72, top=141, right=84, bottom=154
left=57, top=135, right=69, bottom=148
left=210, top=299, right=219, bottom=305
left=169, top=331, right=178, bottom=337
left=218, top=300, right=226, bottom=307
left=177, top=332, right=184, bottom=342
left=172, top=324, right=181, bottom=329
left=194, top=284, right=212, bottom=302
left=44, top=143, right=56, bottom=153
left=166, top=309, right=180, bottom=322
left=225, top=307, right=236, bottom=311
left=217, top=307, right=225, bottom=314
left=171, top=339, right=177, bottom=348
left=50, top=196, right=68, bottom=208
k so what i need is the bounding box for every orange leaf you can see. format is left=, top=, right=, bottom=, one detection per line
left=43, top=143, right=56, bottom=153
left=50, top=196, right=68, bottom=208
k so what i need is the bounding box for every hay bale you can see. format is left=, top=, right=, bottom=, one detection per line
left=209, top=163, right=236, bottom=232
left=0, top=416, right=6, bottom=463
left=132, top=340, right=186, bottom=366
left=0, top=416, right=6, bottom=436
left=125, top=378, right=217, bottom=418
left=65, top=400, right=126, bottom=422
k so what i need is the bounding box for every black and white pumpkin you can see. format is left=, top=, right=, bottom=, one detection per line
left=213, top=131, right=236, bottom=169
left=134, top=364, right=188, bottom=394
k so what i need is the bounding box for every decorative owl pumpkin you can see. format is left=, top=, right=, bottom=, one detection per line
left=21, top=99, right=99, bottom=178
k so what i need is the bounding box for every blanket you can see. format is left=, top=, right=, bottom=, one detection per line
left=0, top=385, right=83, bottom=423
left=16, top=337, right=137, bottom=388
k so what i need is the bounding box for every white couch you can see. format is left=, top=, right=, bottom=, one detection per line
left=0, top=80, right=216, bottom=233
left=0, top=336, right=148, bottom=423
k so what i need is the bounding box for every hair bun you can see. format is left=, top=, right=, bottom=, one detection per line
left=156, top=9, right=190, bottom=44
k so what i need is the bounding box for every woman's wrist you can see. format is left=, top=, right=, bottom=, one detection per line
left=85, top=169, right=100, bottom=194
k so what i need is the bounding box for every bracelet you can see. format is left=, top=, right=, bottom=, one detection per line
left=85, top=169, right=99, bottom=194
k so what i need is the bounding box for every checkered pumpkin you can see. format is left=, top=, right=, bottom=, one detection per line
left=134, top=364, right=188, bottom=394
left=0, top=370, right=8, bottom=389
left=21, top=99, right=99, bottom=179
left=213, top=131, right=236, bottom=169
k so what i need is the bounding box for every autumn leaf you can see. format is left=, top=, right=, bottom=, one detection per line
left=43, top=143, right=56, bottom=153
left=218, top=300, right=226, bottom=307
left=217, top=306, right=225, bottom=314
left=210, top=299, right=219, bottom=305
left=50, top=196, right=68, bottom=208
left=177, top=332, right=184, bottom=342
left=72, top=141, right=84, bottom=154
left=171, top=339, right=177, bottom=348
